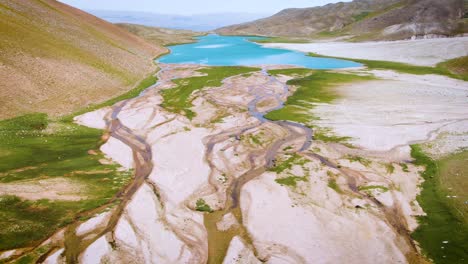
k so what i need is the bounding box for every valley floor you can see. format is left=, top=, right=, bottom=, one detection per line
left=264, top=37, right=468, bottom=66
left=1, top=41, right=467, bottom=264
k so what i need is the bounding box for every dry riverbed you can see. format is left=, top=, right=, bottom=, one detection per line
left=2, top=61, right=467, bottom=264
left=264, top=37, right=468, bottom=66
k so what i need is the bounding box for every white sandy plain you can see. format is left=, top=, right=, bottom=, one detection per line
left=241, top=172, right=407, bottom=264
left=312, top=70, right=468, bottom=152
left=264, top=37, right=468, bottom=66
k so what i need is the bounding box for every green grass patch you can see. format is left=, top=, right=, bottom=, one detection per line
left=313, top=128, right=351, bottom=143
left=264, top=70, right=374, bottom=126
left=283, top=146, right=293, bottom=151
left=196, top=199, right=213, bottom=213
left=268, top=68, right=314, bottom=77
left=328, top=179, right=343, bottom=194
left=161, top=66, right=259, bottom=119
left=385, top=163, right=395, bottom=174
left=0, top=113, right=132, bottom=250
left=249, top=134, right=262, bottom=145
left=358, top=185, right=389, bottom=192
left=275, top=176, right=308, bottom=187
left=269, top=153, right=307, bottom=174
left=308, top=53, right=468, bottom=81
left=314, top=30, right=346, bottom=39
left=345, top=155, right=372, bottom=167
left=401, top=163, right=409, bottom=172
left=410, top=145, right=468, bottom=264
left=436, top=56, right=468, bottom=79
left=437, top=150, right=468, bottom=224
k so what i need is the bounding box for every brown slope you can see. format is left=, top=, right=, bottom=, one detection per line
left=116, top=23, right=201, bottom=46
left=216, top=0, right=467, bottom=41
left=216, top=0, right=401, bottom=37
left=0, top=0, right=166, bottom=120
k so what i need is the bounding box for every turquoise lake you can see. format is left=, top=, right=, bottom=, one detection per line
left=158, top=34, right=361, bottom=69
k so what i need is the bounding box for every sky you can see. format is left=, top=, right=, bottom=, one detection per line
left=59, top=0, right=350, bottom=15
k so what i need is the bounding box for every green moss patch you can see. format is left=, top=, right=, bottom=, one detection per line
left=196, top=199, right=213, bottom=213
left=411, top=145, right=468, bottom=264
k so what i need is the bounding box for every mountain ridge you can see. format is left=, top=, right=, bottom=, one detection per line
left=216, top=0, right=468, bottom=41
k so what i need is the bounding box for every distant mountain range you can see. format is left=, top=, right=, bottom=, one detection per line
left=217, top=0, right=468, bottom=41
left=87, top=10, right=269, bottom=31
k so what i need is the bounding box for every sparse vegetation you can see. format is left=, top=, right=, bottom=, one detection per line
left=267, top=68, right=314, bottom=77
left=328, top=179, right=343, bottom=194
left=358, top=185, right=389, bottom=192
left=437, top=56, right=468, bottom=79
left=400, top=163, right=409, bottom=172
left=275, top=176, right=308, bottom=187
left=345, top=155, right=371, bottom=167
left=264, top=70, right=374, bottom=125
left=385, top=163, right=395, bottom=174
left=161, top=67, right=259, bottom=119
left=250, top=37, right=309, bottom=44
left=269, top=154, right=307, bottom=174
left=352, top=11, right=370, bottom=21
left=410, top=145, right=468, bottom=264
left=64, top=74, right=158, bottom=121
left=270, top=153, right=310, bottom=188
left=313, top=128, right=351, bottom=143
left=196, top=199, right=213, bottom=212
left=283, top=146, right=293, bottom=151
left=249, top=134, right=262, bottom=145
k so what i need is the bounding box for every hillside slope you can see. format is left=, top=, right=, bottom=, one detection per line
left=216, top=0, right=467, bottom=41
left=0, top=0, right=165, bottom=120
left=116, top=23, right=201, bottom=46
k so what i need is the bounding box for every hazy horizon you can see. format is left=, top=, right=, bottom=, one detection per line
left=86, top=9, right=270, bottom=31
left=59, top=0, right=351, bottom=16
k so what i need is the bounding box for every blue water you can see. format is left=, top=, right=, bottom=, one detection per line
left=158, top=34, right=361, bottom=69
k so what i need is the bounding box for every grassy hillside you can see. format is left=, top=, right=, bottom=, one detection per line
left=0, top=0, right=165, bottom=120
left=116, top=23, right=202, bottom=46
left=216, top=0, right=467, bottom=41
left=410, top=146, right=468, bottom=264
